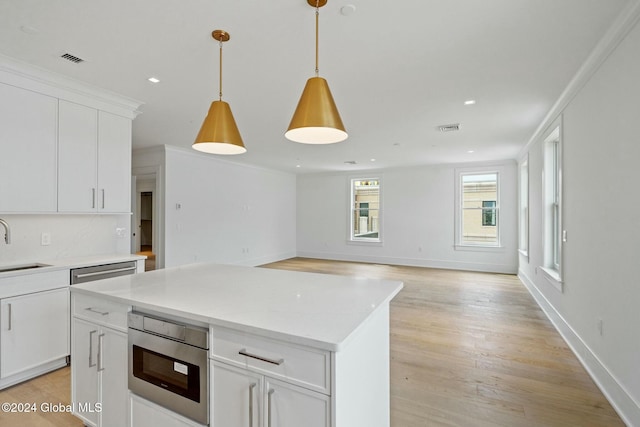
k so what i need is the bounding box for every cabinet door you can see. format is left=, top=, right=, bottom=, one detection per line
left=98, top=111, right=132, bottom=213
left=72, top=318, right=100, bottom=427
left=265, top=379, right=330, bottom=427
left=0, top=82, right=57, bottom=212
left=100, top=328, right=128, bottom=427
left=58, top=100, right=98, bottom=212
left=0, top=287, right=69, bottom=378
left=212, top=362, right=263, bottom=427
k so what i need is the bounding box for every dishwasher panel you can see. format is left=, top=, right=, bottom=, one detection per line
left=70, top=261, right=137, bottom=284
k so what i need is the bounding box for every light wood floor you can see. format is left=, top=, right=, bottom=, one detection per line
left=0, top=258, right=623, bottom=426
left=261, top=258, right=624, bottom=427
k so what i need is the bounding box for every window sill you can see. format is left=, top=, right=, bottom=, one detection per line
left=454, top=244, right=504, bottom=253
left=347, top=239, right=383, bottom=247
left=539, top=266, right=563, bottom=293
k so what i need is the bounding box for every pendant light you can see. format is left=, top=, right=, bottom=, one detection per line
left=193, top=30, right=246, bottom=155
left=285, top=0, right=347, bottom=144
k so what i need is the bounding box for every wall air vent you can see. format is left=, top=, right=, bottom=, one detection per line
left=438, top=123, right=461, bottom=132
left=60, top=53, right=84, bottom=64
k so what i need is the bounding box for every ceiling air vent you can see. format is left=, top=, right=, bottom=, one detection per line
left=438, top=123, right=461, bottom=132
left=60, top=53, right=84, bottom=64
left=344, top=160, right=357, bottom=165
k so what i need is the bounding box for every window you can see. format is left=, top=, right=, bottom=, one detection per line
left=543, top=124, right=562, bottom=279
left=482, top=201, right=497, bottom=226
left=519, top=159, right=529, bottom=256
left=350, top=178, right=380, bottom=242
left=458, top=172, right=500, bottom=247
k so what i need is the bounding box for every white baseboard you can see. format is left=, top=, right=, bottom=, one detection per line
left=518, top=270, right=639, bottom=426
left=296, top=251, right=517, bottom=274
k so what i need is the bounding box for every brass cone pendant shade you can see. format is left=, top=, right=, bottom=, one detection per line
left=193, top=30, right=246, bottom=155
left=193, top=100, right=245, bottom=154
left=285, top=77, right=347, bottom=144
left=285, top=0, right=347, bottom=144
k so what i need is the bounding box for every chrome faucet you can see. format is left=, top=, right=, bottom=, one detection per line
left=0, top=218, right=10, bottom=244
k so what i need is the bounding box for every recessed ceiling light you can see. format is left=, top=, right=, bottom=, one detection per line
left=464, top=100, right=476, bottom=105
left=148, top=77, right=160, bottom=83
left=370, top=158, right=376, bottom=162
left=467, top=150, right=475, bottom=153
left=296, top=164, right=301, bottom=168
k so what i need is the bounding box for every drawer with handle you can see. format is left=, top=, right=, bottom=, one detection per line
left=72, top=293, right=130, bottom=331
left=211, top=326, right=331, bottom=394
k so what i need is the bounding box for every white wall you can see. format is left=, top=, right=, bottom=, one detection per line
left=0, top=214, right=131, bottom=264
left=518, top=10, right=640, bottom=424
left=297, top=161, right=518, bottom=274
left=138, top=146, right=297, bottom=268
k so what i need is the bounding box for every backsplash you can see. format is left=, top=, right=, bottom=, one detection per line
left=0, top=214, right=131, bottom=265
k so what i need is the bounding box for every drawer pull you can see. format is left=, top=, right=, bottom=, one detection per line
left=85, top=307, right=109, bottom=316
left=239, top=349, right=284, bottom=366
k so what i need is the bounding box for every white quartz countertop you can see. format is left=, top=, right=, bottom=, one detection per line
left=0, top=254, right=146, bottom=279
left=71, top=262, right=403, bottom=351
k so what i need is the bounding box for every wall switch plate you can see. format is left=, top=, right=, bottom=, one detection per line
left=41, top=232, right=51, bottom=246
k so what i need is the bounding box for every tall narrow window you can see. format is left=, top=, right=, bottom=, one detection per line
left=519, top=159, right=529, bottom=256
left=350, top=179, right=381, bottom=242
left=460, top=173, right=499, bottom=246
left=544, top=125, right=562, bottom=275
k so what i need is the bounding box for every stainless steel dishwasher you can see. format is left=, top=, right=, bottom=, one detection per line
left=70, top=261, right=137, bottom=284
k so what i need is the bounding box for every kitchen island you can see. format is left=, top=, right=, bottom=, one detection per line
left=70, top=262, right=403, bottom=427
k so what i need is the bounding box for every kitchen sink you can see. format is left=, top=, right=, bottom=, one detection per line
left=0, top=263, right=51, bottom=273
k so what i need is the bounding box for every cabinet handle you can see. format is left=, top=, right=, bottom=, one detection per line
left=249, top=383, right=256, bottom=427
left=85, top=307, right=109, bottom=316
left=89, top=330, right=97, bottom=367
left=238, top=349, right=284, bottom=366
left=7, top=303, right=11, bottom=331
left=97, top=333, right=105, bottom=371
left=101, top=189, right=105, bottom=209
left=267, top=388, right=274, bottom=427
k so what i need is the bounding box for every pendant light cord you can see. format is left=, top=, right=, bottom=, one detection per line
left=219, top=38, right=223, bottom=101
left=315, top=0, right=320, bottom=77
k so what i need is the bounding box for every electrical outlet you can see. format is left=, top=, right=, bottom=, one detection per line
left=41, top=232, right=51, bottom=246
left=115, top=227, right=126, bottom=238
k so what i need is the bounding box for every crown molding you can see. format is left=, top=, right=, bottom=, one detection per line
left=0, top=53, right=144, bottom=119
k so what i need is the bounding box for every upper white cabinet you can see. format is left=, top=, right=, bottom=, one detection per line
left=58, top=100, right=98, bottom=212
left=0, top=82, right=58, bottom=213
left=0, top=54, right=142, bottom=214
left=97, top=111, right=132, bottom=213
left=58, top=101, right=132, bottom=213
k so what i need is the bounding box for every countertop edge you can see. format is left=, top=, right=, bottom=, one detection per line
left=70, top=281, right=404, bottom=352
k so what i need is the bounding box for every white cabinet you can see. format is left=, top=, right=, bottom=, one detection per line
left=211, top=328, right=330, bottom=427
left=97, top=110, right=132, bottom=213
left=212, top=362, right=330, bottom=427
left=212, top=362, right=263, bottom=426
left=265, top=378, right=330, bottom=427
left=0, top=82, right=58, bottom=213
left=58, top=100, right=132, bottom=213
left=130, top=394, right=206, bottom=427
left=58, top=100, right=98, bottom=212
left=0, top=287, right=69, bottom=379
left=71, top=294, right=129, bottom=427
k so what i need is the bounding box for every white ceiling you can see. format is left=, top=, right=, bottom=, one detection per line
left=0, top=0, right=631, bottom=173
